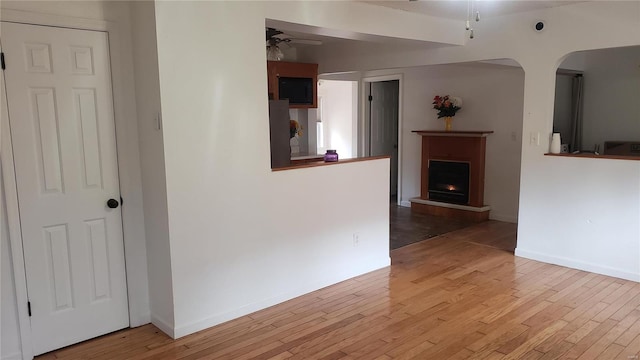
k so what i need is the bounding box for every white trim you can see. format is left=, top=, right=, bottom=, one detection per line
left=362, top=74, right=403, bottom=206
left=400, top=200, right=412, bottom=207
left=101, top=13, right=150, bottom=330
left=150, top=315, right=175, bottom=340
left=489, top=213, right=518, bottom=223
left=351, top=82, right=359, bottom=160
left=409, top=197, right=491, bottom=212
left=360, top=81, right=369, bottom=157
left=1, top=60, right=34, bottom=360
left=1, top=352, right=24, bottom=360
left=1, top=9, right=109, bottom=31
left=413, top=131, right=492, bottom=138
left=362, top=74, right=404, bottom=83
left=515, top=248, right=640, bottom=282
left=1, top=10, right=149, bottom=358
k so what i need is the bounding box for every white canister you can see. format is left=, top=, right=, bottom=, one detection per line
left=550, top=133, right=561, bottom=154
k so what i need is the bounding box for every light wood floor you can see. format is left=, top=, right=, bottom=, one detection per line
left=37, top=221, right=640, bottom=360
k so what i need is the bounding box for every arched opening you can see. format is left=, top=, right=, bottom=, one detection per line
left=553, top=46, right=640, bottom=157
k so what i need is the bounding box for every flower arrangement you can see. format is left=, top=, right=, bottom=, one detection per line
left=290, top=120, right=303, bottom=139
left=432, top=95, right=462, bottom=118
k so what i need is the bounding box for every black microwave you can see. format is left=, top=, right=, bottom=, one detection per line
left=278, top=77, right=314, bottom=105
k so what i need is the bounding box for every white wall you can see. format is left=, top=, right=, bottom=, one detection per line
left=317, top=80, right=357, bottom=158
left=153, top=1, right=391, bottom=338
left=511, top=5, right=640, bottom=282
left=1, top=0, right=457, bottom=347
left=311, top=1, right=640, bottom=281
left=575, top=46, right=640, bottom=150
left=1, top=1, right=150, bottom=357
left=129, top=1, right=174, bottom=336
left=148, top=4, right=640, bottom=341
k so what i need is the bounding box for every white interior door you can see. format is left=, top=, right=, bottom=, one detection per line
left=369, top=80, right=399, bottom=196
left=2, top=22, right=129, bottom=355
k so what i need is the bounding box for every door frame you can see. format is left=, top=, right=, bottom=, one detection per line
left=362, top=74, right=403, bottom=206
left=1, top=10, right=148, bottom=359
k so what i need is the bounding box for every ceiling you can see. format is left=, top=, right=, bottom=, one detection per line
left=267, top=1, right=588, bottom=51
left=360, top=1, right=586, bottom=21
left=265, top=20, right=446, bottom=47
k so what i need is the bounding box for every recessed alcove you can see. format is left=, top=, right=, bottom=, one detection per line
left=553, top=46, right=640, bottom=157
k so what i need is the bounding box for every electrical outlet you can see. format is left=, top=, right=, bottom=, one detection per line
left=353, top=233, right=360, bottom=247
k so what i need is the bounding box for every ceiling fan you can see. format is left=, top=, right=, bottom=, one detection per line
left=266, top=27, right=322, bottom=61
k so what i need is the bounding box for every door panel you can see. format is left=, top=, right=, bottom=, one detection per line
left=44, top=224, right=74, bottom=311
left=74, top=88, right=104, bottom=188
left=30, top=87, right=64, bottom=193
left=369, top=80, right=399, bottom=196
left=2, top=22, right=129, bottom=355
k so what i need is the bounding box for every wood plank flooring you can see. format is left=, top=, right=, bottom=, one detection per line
left=36, top=221, right=640, bottom=360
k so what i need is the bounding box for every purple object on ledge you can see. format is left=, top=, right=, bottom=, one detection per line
left=324, top=150, right=338, bottom=162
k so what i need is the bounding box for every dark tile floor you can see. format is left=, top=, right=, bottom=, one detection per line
left=389, top=204, right=476, bottom=250
left=443, top=219, right=518, bottom=253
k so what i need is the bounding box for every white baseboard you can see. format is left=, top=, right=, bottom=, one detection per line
left=489, top=213, right=518, bottom=223
left=400, top=200, right=411, bottom=207
left=409, top=197, right=490, bottom=212
left=130, top=311, right=151, bottom=328
left=515, top=248, right=640, bottom=282
left=1, top=352, right=23, bottom=360
left=150, top=314, right=175, bottom=339
left=172, top=257, right=391, bottom=338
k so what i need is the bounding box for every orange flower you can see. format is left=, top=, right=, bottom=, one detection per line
left=290, top=120, right=303, bottom=138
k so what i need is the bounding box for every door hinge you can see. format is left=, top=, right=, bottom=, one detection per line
left=368, top=95, right=373, bottom=102
left=27, top=301, right=32, bottom=317
left=1, top=52, right=5, bottom=70
left=120, top=196, right=123, bottom=205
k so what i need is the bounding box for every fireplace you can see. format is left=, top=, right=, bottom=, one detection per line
left=428, top=160, right=470, bottom=205
left=410, top=130, right=493, bottom=222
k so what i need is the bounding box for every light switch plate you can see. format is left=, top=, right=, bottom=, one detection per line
left=529, top=132, right=540, bottom=145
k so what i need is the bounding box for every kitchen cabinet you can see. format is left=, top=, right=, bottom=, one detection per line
left=267, top=61, right=318, bottom=109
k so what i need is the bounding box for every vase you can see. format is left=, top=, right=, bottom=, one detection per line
left=550, top=133, right=561, bottom=154
left=444, top=117, right=453, bottom=131
left=290, top=136, right=300, bottom=155
left=324, top=149, right=338, bottom=162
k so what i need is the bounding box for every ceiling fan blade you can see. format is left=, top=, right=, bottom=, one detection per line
left=288, top=39, right=323, bottom=46
left=266, top=27, right=284, bottom=41
left=266, top=27, right=323, bottom=46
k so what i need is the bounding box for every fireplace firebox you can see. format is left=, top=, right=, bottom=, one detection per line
left=428, top=160, right=470, bottom=205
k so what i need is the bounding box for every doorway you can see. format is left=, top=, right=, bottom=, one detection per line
left=366, top=79, right=400, bottom=201
left=2, top=22, right=129, bottom=355
left=316, top=79, right=358, bottom=158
